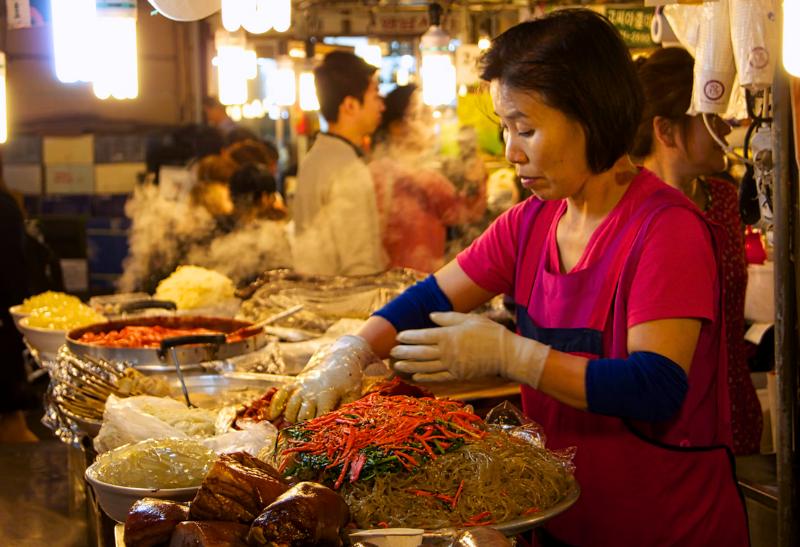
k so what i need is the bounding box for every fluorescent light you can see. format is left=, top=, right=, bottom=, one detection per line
left=298, top=70, right=319, bottom=111
left=785, top=0, right=800, bottom=77
left=92, top=2, right=138, bottom=100
left=0, top=52, right=7, bottom=144
left=51, top=0, right=95, bottom=83
left=275, top=57, right=296, bottom=106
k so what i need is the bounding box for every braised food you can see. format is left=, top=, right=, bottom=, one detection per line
left=189, top=452, right=289, bottom=523
left=247, top=482, right=350, bottom=546
left=168, top=521, right=250, bottom=547
left=124, top=498, right=190, bottom=547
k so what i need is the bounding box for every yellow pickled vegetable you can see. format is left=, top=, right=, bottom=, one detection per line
left=26, top=302, right=106, bottom=330
left=154, top=265, right=235, bottom=310
left=92, top=438, right=216, bottom=489
left=19, top=291, right=82, bottom=313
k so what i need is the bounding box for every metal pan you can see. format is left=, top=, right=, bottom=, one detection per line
left=66, top=316, right=270, bottom=372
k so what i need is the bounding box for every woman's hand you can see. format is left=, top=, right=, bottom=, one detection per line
left=269, top=335, right=378, bottom=422
left=391, top=312, right=550, bottom=386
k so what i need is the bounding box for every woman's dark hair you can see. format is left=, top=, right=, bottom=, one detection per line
left=480, top=9, right=643, bottom=173
left=630, top=47, right=694, bottom=159
left=314, top=51, right=377, bottom=123
left=225, top=139, right=279, bottom=169
left=376, top=84, right=417, bottom=135
left=229, top=162, right=277, bottom=204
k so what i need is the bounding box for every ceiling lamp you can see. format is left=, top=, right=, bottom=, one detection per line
left=92, top=1, right=139, bottom=100
left=419, top=3, right=456, bottom=107
left=147, top=0, right=220, bottom=21
left=51, top=0, right=95, bottom=83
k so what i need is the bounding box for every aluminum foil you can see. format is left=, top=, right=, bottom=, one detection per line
left=237, top=269, right=424, bottom=334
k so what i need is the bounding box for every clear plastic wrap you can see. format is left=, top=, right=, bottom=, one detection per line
left=691, top=0, right=736, bottom=115
left=91, top=438, right=217, bottom=488
left=730, top=0, right=779, bottom=91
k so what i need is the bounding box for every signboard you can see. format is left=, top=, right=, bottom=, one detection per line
left=306, top=9, right=461, bottom=37
left=6, top=0, right=31, bottom=29
left=606, top=7, right=656, bottom=49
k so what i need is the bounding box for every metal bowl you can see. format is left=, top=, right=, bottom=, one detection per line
left=66, top=316, right=270, bottom=372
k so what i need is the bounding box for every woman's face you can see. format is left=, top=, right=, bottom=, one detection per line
left=490, top=80, right=592, bottom=201
left=200, top=182, right=234, bottom=216
left=675, top=114, right=731, bottom=177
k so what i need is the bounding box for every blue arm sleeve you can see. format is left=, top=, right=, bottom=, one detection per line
left=372, top=275, right=453, bottom=333
left=586, top=351, right=689, bottom=422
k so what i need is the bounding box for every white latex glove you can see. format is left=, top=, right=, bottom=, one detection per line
left=269, top=335, right=376, bottom=423
left=391, top=312, right=550, bottom=386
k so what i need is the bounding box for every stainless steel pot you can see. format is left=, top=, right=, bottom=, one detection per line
left=66, top=316, right=270, bottom=373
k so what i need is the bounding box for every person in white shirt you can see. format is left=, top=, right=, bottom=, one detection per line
left=292, top=51, right=386, bottom=276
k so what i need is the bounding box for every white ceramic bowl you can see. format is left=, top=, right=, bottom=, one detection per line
left=17, top=317, right=67, bottom=355
left=8, top=305, right=29, bottom=331
left=84, top=465, right=198, bottom=523
left=350, top=528, right=425, bottom=547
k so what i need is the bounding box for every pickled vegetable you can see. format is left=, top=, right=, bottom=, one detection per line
left=92, top=438, right=217, bottom=489
left=19, top=291, right=82, bottom=313
left=26, top=302, right=105, bottom=330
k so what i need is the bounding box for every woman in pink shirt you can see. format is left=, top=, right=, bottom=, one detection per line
left=633, top=47, right=762, bottom=455
left=370, top=84, right=486, bottom=273
left=271, top=10, right=748, bottom=546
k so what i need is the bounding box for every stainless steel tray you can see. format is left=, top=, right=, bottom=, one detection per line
left=491, top=481, right=580, bottom=535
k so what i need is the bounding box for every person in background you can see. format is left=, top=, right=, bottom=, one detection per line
left=193, top=154, right=236, bottom=220
left=370, top=84, right=485, bottom=273
left=292, top=51, right=386, bottom=276
left=203, top=96, right=239, bottom=142
left=229, top=163, right=287, bottom=222
left=632, top=47, right=762, bottom=455
left=224, top=138, right=280, bottom=175
left=269, top=11, right=748, bottom=546
left=0, top=160, right=38, bottom=442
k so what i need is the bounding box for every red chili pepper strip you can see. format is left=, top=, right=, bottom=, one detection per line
left=522, top=507, right=541, bottom=515
left=451, top=480, right=464, bottom=510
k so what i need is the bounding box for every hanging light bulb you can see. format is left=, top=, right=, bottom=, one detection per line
left=221, top=0, right=247, bottom=32
left=420, top=3, right=456, bottom=107
left=222, top=0, right=274, bottom=34
left=242, top=0, right=272, bottom=34
left=477, top=36, right=491, bottom=50
left=273, top=0, right=292, bottom=33
left=274, top=56, right=296, bottom=106
left=215, top=32, right=257, bottom=105
left=0, top=52, right=7, bottom=144
left=51, top=0, right=95, bottom=83
left=785, top=0, right=800, bottom=77
left=93, top=1, right=139, bottom=100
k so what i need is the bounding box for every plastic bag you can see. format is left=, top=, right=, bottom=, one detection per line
left=484, top=400, right=576, bottom=472
left=94, top=395, right=216, bottom=453
left=200, top=420, right=278, bottom=457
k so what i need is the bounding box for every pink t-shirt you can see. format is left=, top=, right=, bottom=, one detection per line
left=458, top=169, right=717, bottom=333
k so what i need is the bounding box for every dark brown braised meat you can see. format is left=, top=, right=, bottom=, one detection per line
left=247, top=482, right=350, bottom=546
left=189, top=452, right=289, bottom=524
left=168, top=521, right=250, bottom=547
left=124, top=498, right=190, bottom=547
